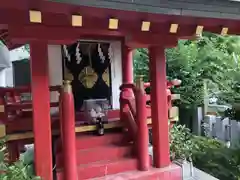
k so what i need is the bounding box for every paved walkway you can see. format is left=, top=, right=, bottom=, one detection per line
left=189, top=168, right=219, bottom=180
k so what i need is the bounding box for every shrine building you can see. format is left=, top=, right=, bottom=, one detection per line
left=0, top=0, right=240, bottom=180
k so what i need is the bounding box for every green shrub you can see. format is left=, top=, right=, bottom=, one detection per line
left=0, top=140, right=40, bottom=180
left=170, top=124, right=194, bottom=160
left=192, top=147, right=240, bottom=180
left=170, top=124, right=240, bottom=180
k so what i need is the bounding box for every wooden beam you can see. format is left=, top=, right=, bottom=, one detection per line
left=8, top=23, right=197, bottom=46
left=125, top=34, right=179, bottom=48
left=8, top=25, right=124, bottom=44
left=6, top=118, right=152, bottom=141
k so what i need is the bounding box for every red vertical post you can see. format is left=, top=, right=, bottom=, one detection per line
left=120, top=45, right=134, bottom=107
left=120, top=45, right=135, bottom=139
left=30, top=41, right=53, bottom=180
left=135, top=76, right=149, bottom=171
left=122, top=45, right=134, bottom=84
left=0, top=92, right=6, bottom=122
left=7, top=141, right=19, bottom=163
left=149, top=46, right=170, bottom=168
left=61, top=80, right=78, bottom=180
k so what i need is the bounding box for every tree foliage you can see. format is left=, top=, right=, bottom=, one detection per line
left=134, top=33, right=240, bottom=107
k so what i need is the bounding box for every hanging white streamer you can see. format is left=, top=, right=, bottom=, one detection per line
left=76, top=42, right=82, bottom=64
left=108, top=43, right=114, bottom=64
left=63, top=45, right=71, bottom=62
left=98, top=43, right=105, bottom=63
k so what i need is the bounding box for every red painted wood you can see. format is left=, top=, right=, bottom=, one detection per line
left=1, top=0, right=240, bottom=28
left=0, top=95, right=6, bottom=123
left=5, top=109, right=121, bottom=134
left=126, top=34, right=178, bottom=48
left=57, top=158, right=138, bottom=180
left=122, top=104, right=138, bottom=139
left=2, top=0, right=240, bottom=49
left=149, top=46, right=170, bottom=168
left=6, top=102, right=59, bottom=111
left=95, top=164, right=182, bottom=180
left=55, top=132, right=124, bottom=152
left=55, top=130, right=138, bottom=179
left=60, top=85, right=78, bottom=180
left=56, top=145, right=132, bottom=168
left=7, top=141, right=19, bottom=163
left=30, top=41, right=53, bottom=180
left=122, top=46, right=134, bottom=84
left=135, top=86, right=150, bottom=171
left=8, top=24, right=183, bottom=47
left=0, top=86, right=61, bottom=94
left=120, top=46, right=136, bottom=143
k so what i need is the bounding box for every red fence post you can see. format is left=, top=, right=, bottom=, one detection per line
left=61, top=80, right=78, bottom=180
left=119, top=84, right=138, bottom=139
left=7, top=141, right=19, bottom=163
left=135, top=76, right=149, bottom=171
left=0, top=92, right=6, bottom=123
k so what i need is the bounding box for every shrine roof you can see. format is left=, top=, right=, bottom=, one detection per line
left=1, top=0, right=240, bottom=50
left=48, top=0, right=240, bottom=21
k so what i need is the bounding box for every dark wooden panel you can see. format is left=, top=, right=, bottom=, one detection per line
left=48, top=0, right=240, bottom=20
left=13, top=59, right=31, bottom=87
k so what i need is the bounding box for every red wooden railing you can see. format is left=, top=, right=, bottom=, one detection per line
left=119, top=83, right=137, bottom=139
left=119, top=78, right=150, bottom=171
left=0, top=86, right=61, bottom=123
left=119, top=80, right=179, bottom=143
left=119, top=78, right=181, bottom=171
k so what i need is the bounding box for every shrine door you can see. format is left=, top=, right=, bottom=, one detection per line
left=62, top=42, right=112, bottom=111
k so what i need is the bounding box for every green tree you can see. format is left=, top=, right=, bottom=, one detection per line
left=134, top=33, right=240, bottom=107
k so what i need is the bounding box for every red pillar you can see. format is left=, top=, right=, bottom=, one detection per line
left=135, top=76, right=149, bottom=171
left=30, top=41, right=53, bottom=180
left=122, top=45, right=134, bottom=84
left=61, top=81, right=78, bottom=180
left=120, top=45, right=135, bottom=138
left=149, top=46, right=170, bottom=168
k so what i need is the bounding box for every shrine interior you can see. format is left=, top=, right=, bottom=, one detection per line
left=63, top=41, right=113, bottom=111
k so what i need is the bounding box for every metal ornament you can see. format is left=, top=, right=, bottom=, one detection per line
left=78, top=66, right=98, bottom=89
left=102, top=68, right=110, bottom=87
left=64, top=66, right=74, bottom=82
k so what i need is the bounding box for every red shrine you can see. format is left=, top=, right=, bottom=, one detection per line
left=0, top=0, right=240, bottom=179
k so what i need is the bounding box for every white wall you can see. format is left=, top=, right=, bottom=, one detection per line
left=5, top=68, right=13, bottom=87
left=47, top=45, right=63, bottom=114
left=0, top=46, right=30, bottom=87
left=0, top=69, right=6, bottom=87
left=111, top=41, right=122, bottom=109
